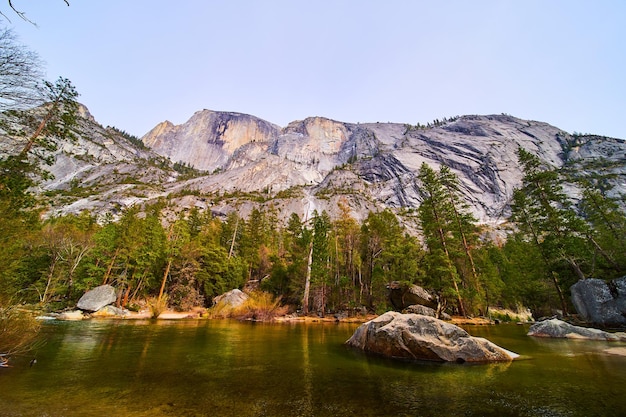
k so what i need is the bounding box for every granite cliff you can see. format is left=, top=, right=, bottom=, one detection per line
left=138, top=111, right=625, bottom=225
left=2, top=105, right=624, bottom=228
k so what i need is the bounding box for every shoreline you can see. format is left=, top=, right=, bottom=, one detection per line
left=57, top=308, right=500, bottom=326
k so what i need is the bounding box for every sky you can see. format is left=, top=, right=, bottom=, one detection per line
left=5, top=1, right=626, bottom=139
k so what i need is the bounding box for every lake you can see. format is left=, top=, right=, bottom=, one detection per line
left=1, top=318, right=625, bottom=416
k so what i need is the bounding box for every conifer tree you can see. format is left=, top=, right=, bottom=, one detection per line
left=332, top=201, right=362, bottom=307
left=417, top=163, right=466, bottom=316
left=579, top=184, right=626, bottom=278
left=510, top=148, right=592, bottom=314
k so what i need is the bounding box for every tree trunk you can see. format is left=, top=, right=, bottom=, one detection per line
left=588, top=235, right=622, bottom=273
left=520, top=206, right=569, bottom=315
left=102, top=249, right=119, bottom=285
left=41, top=257, right=58, bottom=304
left=158, top=259, right=172, bottom=301
left=228, top=217, right=239, bottom=259
left=432, top=207, right=466, bottom=317
left=20, top=110, right=53, bottom=157
left=302, top=240, right=313, bottom=315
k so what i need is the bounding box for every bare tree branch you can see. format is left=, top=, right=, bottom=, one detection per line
left=0, top=26, right=43, bottom=111
left=3, top=1, right=70, bottom=24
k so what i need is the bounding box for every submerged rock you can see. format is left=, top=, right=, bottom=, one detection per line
left=527, top=318, right=626, bottom=341
left=570, top=277, right=626, bottom=327
left=345, top=311, right=519, bottom=363
left=77, top=285, right=117, bottom=312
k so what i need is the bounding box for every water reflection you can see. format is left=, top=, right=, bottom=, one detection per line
left=1, top=321, right=626, bottom=416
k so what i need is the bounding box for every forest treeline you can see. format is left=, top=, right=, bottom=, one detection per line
left=1, top=153, right=625, bottom=319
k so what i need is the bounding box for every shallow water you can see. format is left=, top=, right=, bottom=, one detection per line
left=1, top=319, right=626, bottom=416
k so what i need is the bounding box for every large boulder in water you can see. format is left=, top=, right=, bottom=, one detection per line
left=570, top=277, right=626, bottom=327
left=345, top=311, right=519, bottom=362
left=76, top=285, right=117, bottom=312
left=528, top=318, right=626, bottom=341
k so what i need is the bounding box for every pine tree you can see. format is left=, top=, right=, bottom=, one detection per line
left=579, top=185, right=626, bottom=278
left=417, top=163, right=466, bottom=316
left=510, top=148, right=592, bottom=314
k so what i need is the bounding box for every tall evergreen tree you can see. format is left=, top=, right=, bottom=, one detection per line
left=510, top=148, right=592, bottom=314
left=579, top=184, right=626, bottom=278
left=331, top=201, right=362, bottom=308
left=417, top=163, right=466, bottom=316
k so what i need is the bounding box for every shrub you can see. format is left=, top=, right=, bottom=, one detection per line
left=146, top=294, right=169, bottom=319
left=0, top=305, right=41, bottom=366
left=230, top=291, right=288, bottom=322
left=169, top=284, right=205, bottom=312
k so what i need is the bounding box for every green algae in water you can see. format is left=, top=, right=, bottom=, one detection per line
left=1, top=320, right=626, bottom=416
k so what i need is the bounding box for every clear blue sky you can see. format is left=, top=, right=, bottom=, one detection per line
left=6, top=1, right=626, bottom=139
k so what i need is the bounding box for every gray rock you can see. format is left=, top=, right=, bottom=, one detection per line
left=345, top=311, right=519, bottom=362
left=212, top=289, right=248, bottom=309
left=76, top=285, right=117, bottom=312
left=91, top=305, right=129, bottom=317
left=528, top=318, right=626, bottom=341
left=439, top=311, right=452, bottom=320
left=57, top=310, right=86, bottom=321
left=6, top=103, right=625, bottom=228
left=142, top=110, right=281, bottom=172
left=570, top=277, right=626, bottom=327
left=403, top=304, right=437, bottom=317
left=387, top=281, right=437, bottom=310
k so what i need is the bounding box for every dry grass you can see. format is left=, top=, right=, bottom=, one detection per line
left=205, top=300, right=232, bottom=319
left=208, top=291, right=288, bottom=322
left=146, top=294, right=169, bottom=319
left=0, top=305, right=41, bottom=366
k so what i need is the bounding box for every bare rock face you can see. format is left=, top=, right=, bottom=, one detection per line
left=76, top=285, right=117, bottom=312
left=570, top=277, right=626, bottom=327
left=345, top=311, right=519, bottom=362
left=141, top=110, right=280, bottom=172
left=142, top=112, right=625, bottom=227
left=5, top=103, right=625, bottom=228
left=528, top=318, right=626, bottom=341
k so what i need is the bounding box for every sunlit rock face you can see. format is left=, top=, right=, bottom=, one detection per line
left=345, top=311, right=519, bottom=362
left=144, top=111, right=624, bottom=225
left=141, top=110, right=281, bottom=172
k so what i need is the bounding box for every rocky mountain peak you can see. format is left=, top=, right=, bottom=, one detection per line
left=282, top=117, right=350, bottom=154
left=6, top=103, right=623, bottom=228
left=141, top=109, right=280, bottom=171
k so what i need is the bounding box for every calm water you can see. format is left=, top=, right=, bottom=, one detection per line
left=1, top=319, right=626, bottom=417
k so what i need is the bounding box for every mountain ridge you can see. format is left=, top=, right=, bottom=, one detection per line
left=3, top=105, right=624, bottom=229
